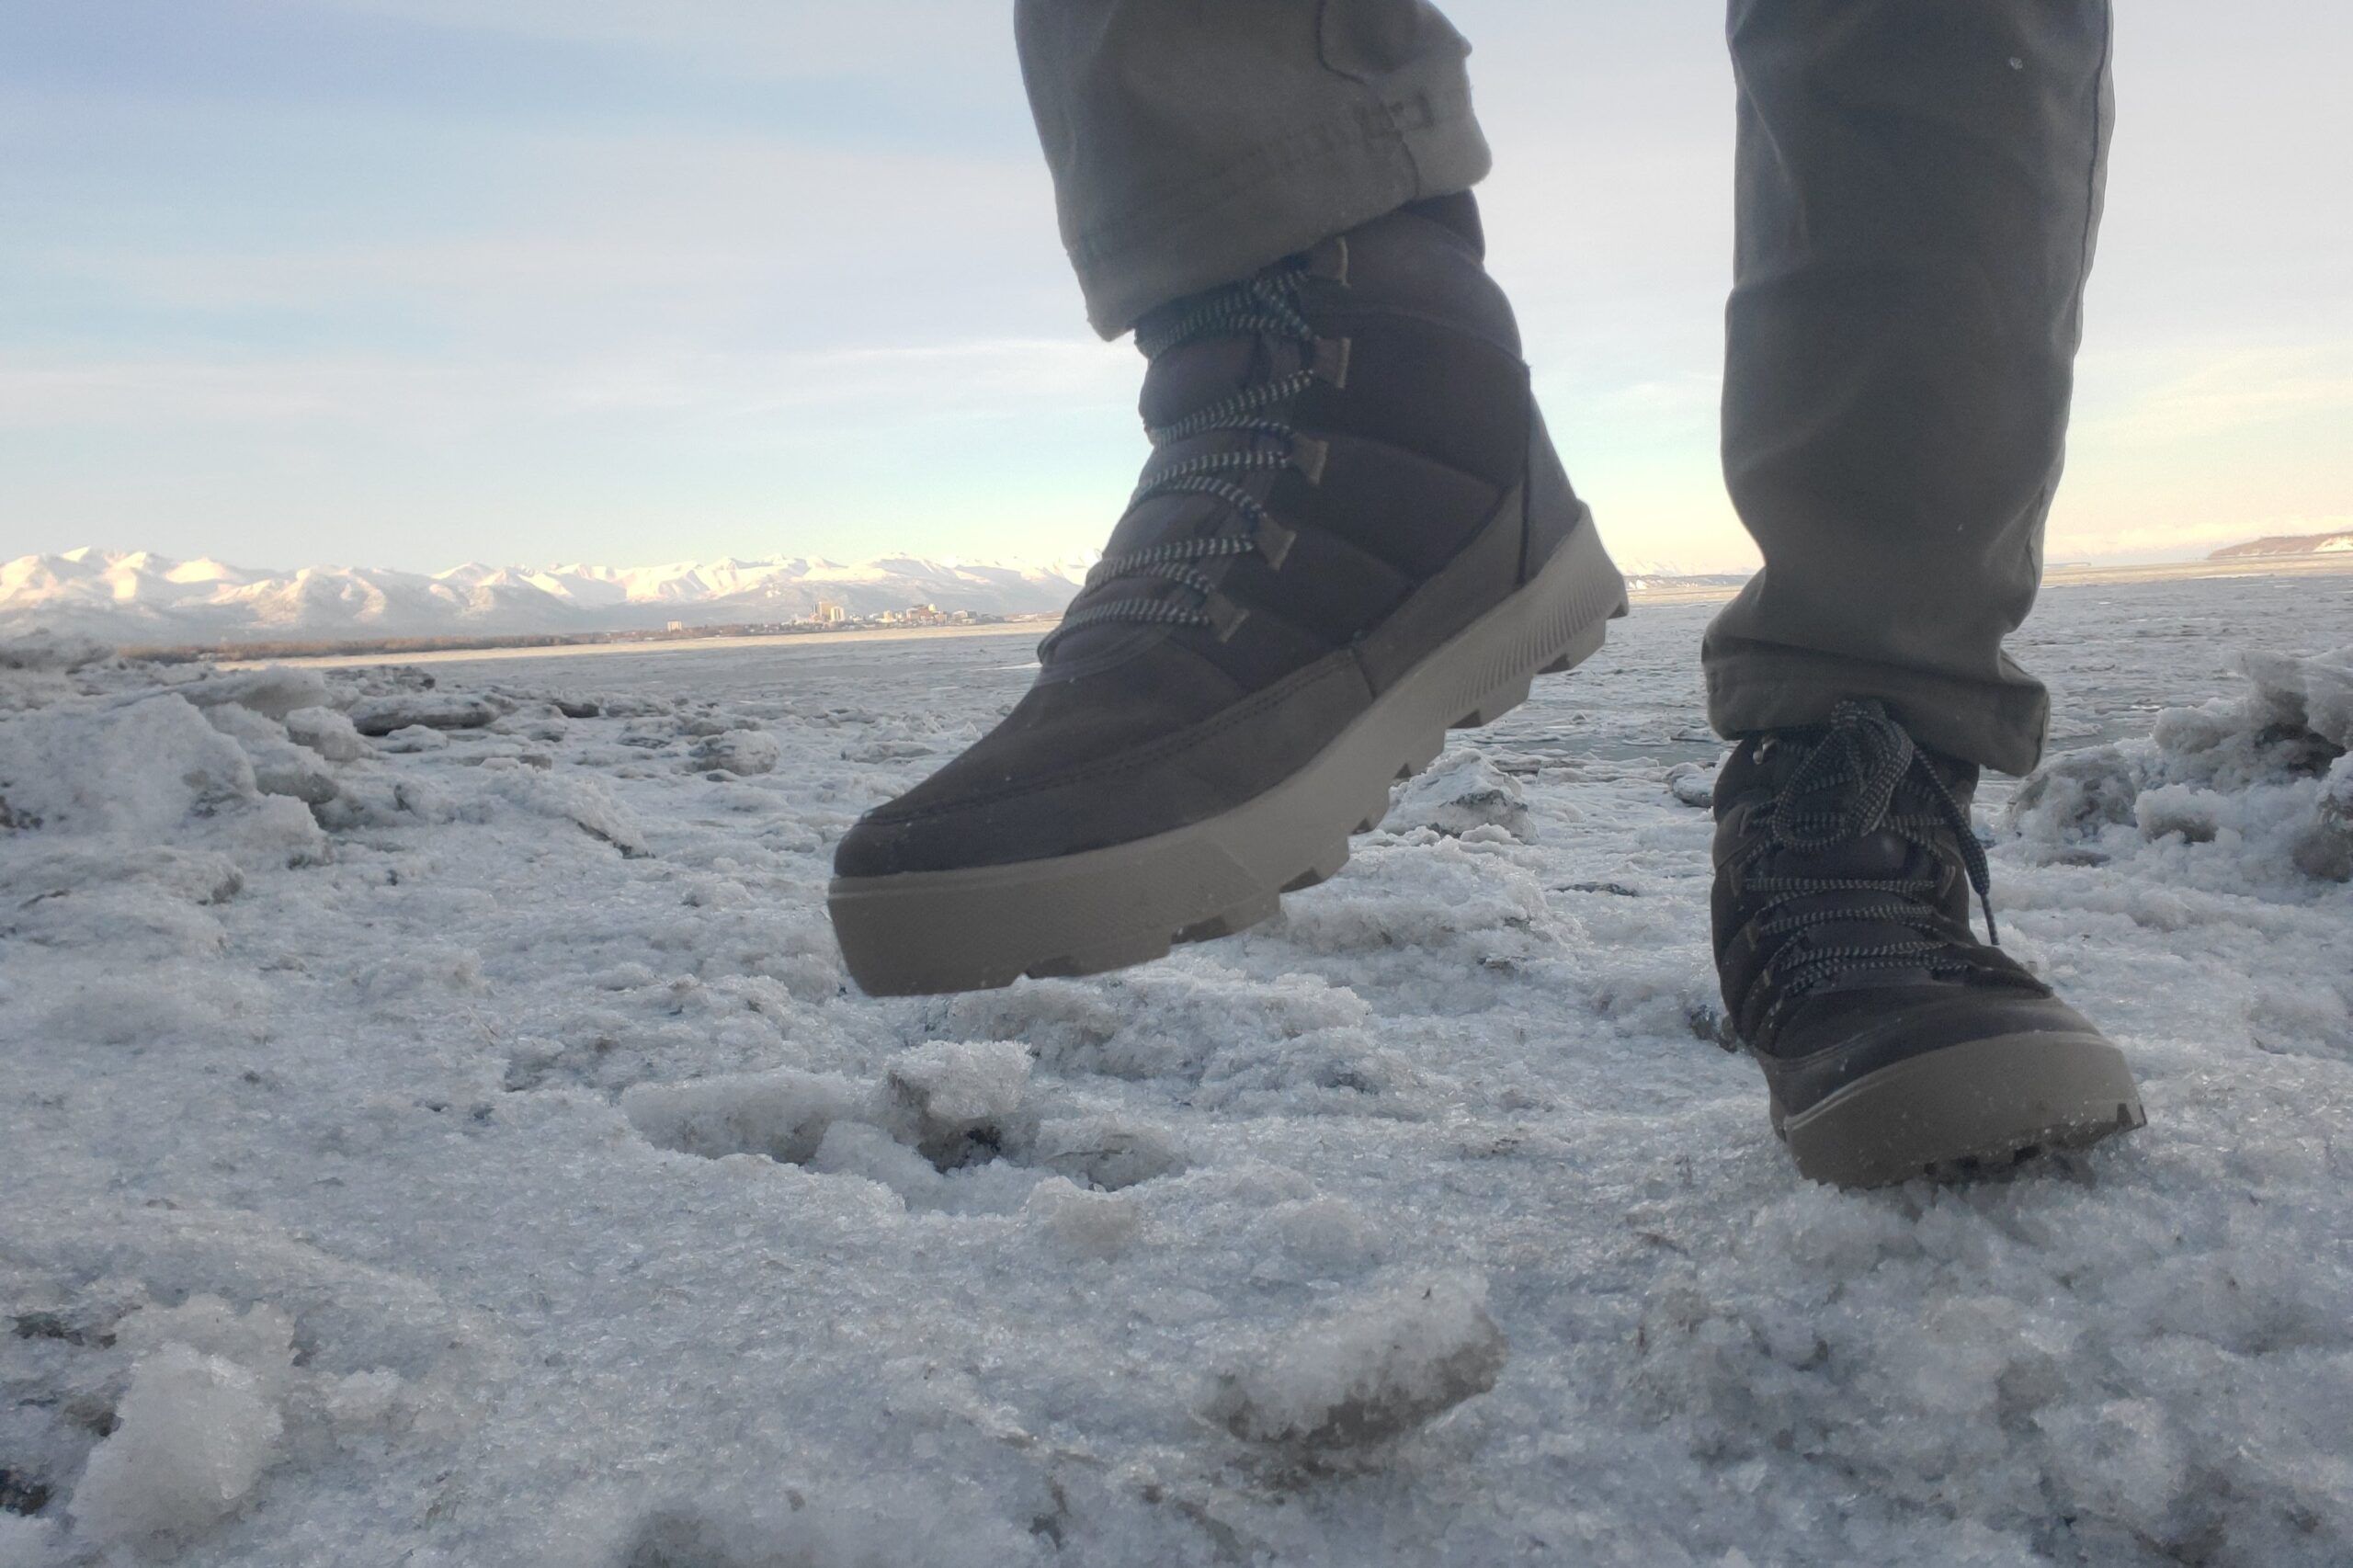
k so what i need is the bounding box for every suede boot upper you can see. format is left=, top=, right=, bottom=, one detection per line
left=835, top=196, right=1583, bottom=880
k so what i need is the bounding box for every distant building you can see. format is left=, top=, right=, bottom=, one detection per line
left=665, top=619, right=687, bottom=632
left=812, top=600, right=847, bottom=624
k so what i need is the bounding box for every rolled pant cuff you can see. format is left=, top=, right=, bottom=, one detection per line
left=1065, top=84, right=1491, bottom=336
left=1705, top=643, right=2052, bottom=777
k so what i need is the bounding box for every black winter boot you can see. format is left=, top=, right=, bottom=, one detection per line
left=1711, top=701, right=2146, bottom=1187
left=830, top=195, right=1627, bottom=994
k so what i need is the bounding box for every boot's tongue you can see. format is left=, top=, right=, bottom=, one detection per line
left=1040, top=487, right=1249, bottom=669
left=1040, top=328, right=1294, bottom=670
left=1764, top=753, right=1952, bottom=993
left=1137, top=335, right=1269, bottom=429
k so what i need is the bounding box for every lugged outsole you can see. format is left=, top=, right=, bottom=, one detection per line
left=1772, top=1030, right=2148, bottom=1189
left=828, top=519, right=1628, bottom=996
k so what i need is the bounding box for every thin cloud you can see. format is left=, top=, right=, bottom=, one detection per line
left=2079, top=345, right=2353, bottom=447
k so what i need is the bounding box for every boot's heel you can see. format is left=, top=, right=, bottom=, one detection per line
left=1538, top=616, right=1610, bottom=675
left=1521, top=403, right=1598, bottom=586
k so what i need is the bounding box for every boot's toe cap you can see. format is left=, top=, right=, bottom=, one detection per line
left=832, top=800, right=1002, bottom=881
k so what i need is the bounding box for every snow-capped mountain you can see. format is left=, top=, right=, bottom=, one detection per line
left=0, top=547, right=1094, bottom=643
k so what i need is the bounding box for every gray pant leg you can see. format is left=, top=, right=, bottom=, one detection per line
left=1703, top=0, right=2113, bottom=775
left=1016, top=0, right=1492, bottom=336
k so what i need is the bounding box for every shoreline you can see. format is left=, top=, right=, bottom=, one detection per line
left=210, top=619, right=1051, bottom=671
left=111, top=551, right=2353, bottom=672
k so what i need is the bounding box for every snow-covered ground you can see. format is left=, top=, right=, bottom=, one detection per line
left=3, top=574, right=2349, bottom=1568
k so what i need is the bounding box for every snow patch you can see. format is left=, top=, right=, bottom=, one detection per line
left=41, top=969, right=269, bottom=1048
left=608, top=1489, right=1040, bottom=1568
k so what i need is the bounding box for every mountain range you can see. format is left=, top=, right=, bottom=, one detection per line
left=0, top=548, right=1095, bottom=644
left=2, top=545, right=1727, bottom=647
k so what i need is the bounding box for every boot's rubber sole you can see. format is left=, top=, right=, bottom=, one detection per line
left=1770, top=1030, right=2146, bottom=1189
left=829, top=520, right=1628, bottom=996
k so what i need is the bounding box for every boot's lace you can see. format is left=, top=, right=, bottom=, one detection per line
left=1734, top=700, right=2014, bottom=1025
left=1037, top=265, right=1329, bottom=659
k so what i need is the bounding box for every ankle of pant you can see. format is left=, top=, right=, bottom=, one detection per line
left=1068, top=88, right=1491, bottom=336
left=1704, top=651, right=2051, bottom=778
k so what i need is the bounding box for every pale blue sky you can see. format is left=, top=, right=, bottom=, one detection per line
left=2, top=1, right=2347, bottom=573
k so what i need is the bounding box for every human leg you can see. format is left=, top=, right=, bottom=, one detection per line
left=1703, top=1, right=2141, bottom=1187
left=830, top=4, right=1626, bottom=994
left=1705, top=0, right=2113, bottom=777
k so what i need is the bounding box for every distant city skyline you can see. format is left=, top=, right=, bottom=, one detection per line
left=3, top=2, right=2347, bottom=574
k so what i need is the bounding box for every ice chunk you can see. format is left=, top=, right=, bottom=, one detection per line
left=886, top=1040, right=1030, bottom=1131
left=175, top=666, right=330, bottom=722
left=0, top=1515, right=59, bottom=1568
left=41, top=970, right=269, bottom=1048
left=1667, top=760, right=1720, bottom=808
left=2037, top=1398, right=2188, bottom=1528
left=2135, top=783, right=2221, bottom=844
left=885, top=1040, right=1033, bottom=1166
left=356, top=943, right=484, bottom=1007
left=482, top=766, right=651, bottom=858
left=70, top=1345, right=284, bottom=1547
left=344, top=691, right=503, bottom=736
left=806, top=1118, right=941, bottom=1205
left=1202, top=1274, right=1508, bottom=1451
left=236, top=733, right=340, bottom=805
left=2007, top=743, right=2143, bottom=845
left=0, top=841, right=243, bottom=907
left=492, top=707, right=571, bottom=743
left=2009, top=643, right=2353, bottom=884
left=2241, top=647, right=2353, bottom=749
left=1393, top=748, right=1533, bottom=840
left=692, top=729, right=781, bottom=777
left=0, top=630, right=111, bottom=672
left=374, top=723, right=450, bottom=754
left=2295, top=754, right=2353, bottom=881
left=324, top=1370, right=405, bottom=1430
left=1027, top=1115, right=1186, bottom=1190
left=194, top=791, right=330, bottom=870
left=1273, top=837, right=1553, bottom=959
left=1267, top=1197, right=1382, bottom=1270
left=282, top=705, right=367, bottom=762
left=1023, top=1176, right=1142, bottom=1260
left=675, top=710, right=763, bottom=738
left=114, top=1297, right=296, bottom=1395
left=612, top=1492, right=1035, bottom=1568
left=199, top=699, right=283, bottom=744
left=0, top=694, right=255, bottom=837
left=621, top=1069, right=866, bottom=1165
